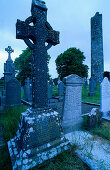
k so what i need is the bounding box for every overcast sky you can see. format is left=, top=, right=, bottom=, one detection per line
left=0, top=0, right=110, bottom=78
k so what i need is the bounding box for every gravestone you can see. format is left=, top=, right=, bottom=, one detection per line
left=4, top=46, right=15, bottom=89
left=24, top=78, right=32, bottom=102
left=62, top=74, right=83, bottom=134
left=83, top=77, right=88, bottom=88
left=6, top=79, right=21, bottom=106
left=100, top=77, right=110, bottom=115
left=58, top=81, right=64, bottom=102
left=91, top=12, right=104, bottom=83
left=8, top=1, right=70, bottom=169
left=89, top=77, right=96, bottom=96
left=48, top=82, right=52, bottom=99
left=58, top=81, right=64, bottom=96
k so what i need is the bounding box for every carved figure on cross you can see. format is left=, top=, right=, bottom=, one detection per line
left=5, top=46, right=14, bottom=61
left=16, top=0, right=59, bottom=108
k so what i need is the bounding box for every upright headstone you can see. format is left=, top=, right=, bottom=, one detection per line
left=89, top=77, right=96, bottom=96
left=4, top=46, right=15, bottom=88
left=100, top=77, right=110, bottom=114
left=58, top=81, right=64, bottom=102
left=8, top=1, right=70, bottom=169
left=83, top=77, right=88, bottom=88
left=91, top=12, right=104, bottom=83
left=48, top=82, right=52, bottom=99
left=6, top=79, right=21, bottom=106
left=24, top=78, right=32, bottom=102
left=62, top=74, right=83, bottom=133
left=58, top=81, right=64, bottom=96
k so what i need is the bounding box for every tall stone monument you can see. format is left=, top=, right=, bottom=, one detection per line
left=8, top=1, right=70, bottom=169
left=91, top=12, right=104, bottom=83
left=4, top=46, right=15, bottom=88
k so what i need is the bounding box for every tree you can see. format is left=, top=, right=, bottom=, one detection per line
left=14, top=47, right=51, bottom=86
left=55, top=47, right=88, bottom=80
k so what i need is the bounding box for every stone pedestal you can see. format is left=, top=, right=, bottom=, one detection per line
left=8, top=108, right=70, bottom=169
left=62, top=74, right=84, bottom=134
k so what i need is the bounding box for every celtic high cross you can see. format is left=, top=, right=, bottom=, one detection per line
left=16, top=0, right=59, bottom=108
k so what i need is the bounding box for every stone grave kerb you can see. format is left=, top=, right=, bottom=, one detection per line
left=16, top=0, right=59, bottom=109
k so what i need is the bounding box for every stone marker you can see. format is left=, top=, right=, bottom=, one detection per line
left=100, top=77, right=110, bottom=114
left=58, top=80, right=64, bottom=102
left=8, top=1, right=70, bottom=169
left=48, top=82, right=52, bottom=99
left=24, top=78, right=32, bottom=102
left=62, top=74, right=83, bottom=133
left=4, top=46, right=15, bottom=88
left=91, top=12, right=104, bottom=83
left=6, top=78, right=21, bottom=106
left=58, top=81, right=64, bottom=96
left=89, top=76, right=96, bottom=96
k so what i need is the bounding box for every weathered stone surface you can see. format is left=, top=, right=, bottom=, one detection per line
left=24, top=78, right=32, bottom=102
left=62, top=74, right=83, bottom=133
left=58, top=81, right=64, bottom=96
left=8, top=108, right=70, bottom=169
left=6, top=78, right=21, bottom=106
left=89, top=77, right=96, bottom=96
left=48, top=82, right=52, bottom=99
left=100, top=77, right=110, bottom=113
left=91, top=12, right=104, bottom=83
left=8, top=1, right=70, bottom=170
left=16, top=0, right=59, bottom=108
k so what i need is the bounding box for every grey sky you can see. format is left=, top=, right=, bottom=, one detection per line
left=0, top=0, right=110, bottom=78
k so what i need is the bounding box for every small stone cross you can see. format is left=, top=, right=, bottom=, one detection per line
left=5, top=46, right=14, bottom=61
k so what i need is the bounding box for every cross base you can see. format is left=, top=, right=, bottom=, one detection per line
left=8, top=108, right=70, bottom=170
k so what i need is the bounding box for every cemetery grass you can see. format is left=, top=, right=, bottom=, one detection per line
left=82, top=84, right=100, bottom=104
left=52, top=85, right=59, bottom=96
left=21, top=89, right=24, bottom=99
left=91, top=120, right=110, bottom=140
left=0, top=105, right=29, bottom=169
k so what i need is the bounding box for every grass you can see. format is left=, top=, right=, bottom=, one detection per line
left=21, top=89, right=24, bottom=99
left=0, top=105, right=29, bottom=170
left=82, top=84, right=100, bottom=104
left=52, top=85, right=59, bottom=96
left=1, top=105, right=28, bottom=142
left=91, top=120, right=110, bottom=140
left=0, top=105, right=90, bottom=170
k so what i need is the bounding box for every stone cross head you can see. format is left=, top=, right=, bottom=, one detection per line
left=5, top=46, right=14, bottom=61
